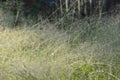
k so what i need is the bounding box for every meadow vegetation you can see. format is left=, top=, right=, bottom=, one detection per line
left=0, top=4, right=120, bottom=80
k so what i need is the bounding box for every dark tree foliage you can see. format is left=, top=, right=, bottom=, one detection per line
left=21, top=0, right=57, bottom=18
left=0, top=0, right=120, bottom=18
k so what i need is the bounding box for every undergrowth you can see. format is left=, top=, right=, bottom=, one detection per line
left=0, top=8, right=120, bottom=80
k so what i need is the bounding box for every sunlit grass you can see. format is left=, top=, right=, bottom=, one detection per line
left=0, top=8, right=120, bottom=80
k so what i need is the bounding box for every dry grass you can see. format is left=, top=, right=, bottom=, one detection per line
left=0, top=8, right=120, bottom=80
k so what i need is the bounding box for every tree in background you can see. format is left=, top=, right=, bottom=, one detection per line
left=0, top=0, right=120, bottom=19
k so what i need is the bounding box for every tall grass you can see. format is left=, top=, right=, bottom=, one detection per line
left=0, top=5, right=120, bottom=80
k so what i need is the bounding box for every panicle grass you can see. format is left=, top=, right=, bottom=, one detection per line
left=0, top=6, right=120, bottom=80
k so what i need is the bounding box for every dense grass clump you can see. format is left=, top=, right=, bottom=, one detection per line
left=0, top=7, right=120, bottom=80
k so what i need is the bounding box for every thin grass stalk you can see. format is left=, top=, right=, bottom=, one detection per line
left=77, top=0, right=81, bottom=15
left=84, top=0, right=87, bottom=16
left=98, top=0, right=102, bottom=18
left=89, top=0, right=92, bottom=15
left=14, top=10, right=20, bottom=27
left=60, top=0, right=63, bottom=16
left=65, top=0, right=69, bottom=12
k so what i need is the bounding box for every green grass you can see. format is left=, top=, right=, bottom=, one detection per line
left=0, top=9, right=120, bottom=80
